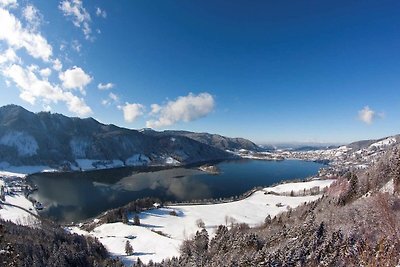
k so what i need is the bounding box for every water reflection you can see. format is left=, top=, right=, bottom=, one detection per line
left=113, top=168, right=212, bottom=200
left=28, top=167, right=213, bottom=222
left=28, top=160, right=324, bottom=223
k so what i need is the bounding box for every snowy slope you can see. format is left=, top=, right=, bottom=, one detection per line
left=0, top=194, right=38, bottom=225
left=69, top=179, right=335, bottom=265
left=369, top=137, right=397, bottom=148
left=266, top=179, right=334, bottom=194
left=0, top=131, right=39, bottom=156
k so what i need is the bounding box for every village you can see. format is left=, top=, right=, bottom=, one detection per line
left=0, top=174, right=43, bottom=211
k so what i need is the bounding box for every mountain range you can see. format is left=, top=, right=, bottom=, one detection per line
left=0, top=105, right=261, bottom=170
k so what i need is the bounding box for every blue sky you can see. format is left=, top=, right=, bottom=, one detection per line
left=0, top=0, right=399, bottom=143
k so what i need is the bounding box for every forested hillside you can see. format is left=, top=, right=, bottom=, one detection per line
left=0, top=219, right=123, bottom=267
left=137, top=146, right=400, bottom=266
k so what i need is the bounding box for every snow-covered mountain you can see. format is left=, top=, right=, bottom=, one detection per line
left=0, top=105, right=260, bottom=170
left=278, top=135, right=400, bottom=175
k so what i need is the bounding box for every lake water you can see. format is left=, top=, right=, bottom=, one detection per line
left=28, top=159, right=324, bottom=223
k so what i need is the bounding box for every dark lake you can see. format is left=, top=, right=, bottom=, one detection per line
left=27, top=159, right=324, bottom=223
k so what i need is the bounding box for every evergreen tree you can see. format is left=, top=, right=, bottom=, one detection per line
left=122, top=212, right=128, bottom=224
left=133, top=214, right=141, bottom=226
left=125, top=240, right=134, bottom=256
left=264, top=214, right=272, bottom=225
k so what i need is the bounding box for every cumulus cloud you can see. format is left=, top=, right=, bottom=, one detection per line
left=22, top=4, right=42, bottom=31
left=97, top=82, right=114, bottom=90
left=0, top=8, right=52, bottom=61
left=0, top=0, right=17, bottom=9
left=0, top=2, right=94, bottom=117
left=146, top=92, right=215, bottom=128
left=3, top=64, right=92, bottom=116
left=52, top=58, right=63, bottom=71
left=0, top=47, right=20, bottom=64
left=150, top=103, right=162, bottom=115
left=358, top=106, right=376, bottom=124
left=59, top=66, right=92, bottom=94
left=59, top=0, right=92, bottom=40
left=95, top=7, right=106, bottom=18
left=39, top=67, right=51, bottom=78
left=109, top=92, right=118, bottom=102
left=101, top=92, right=119, bottom=106
left=118, top=102, right=145, bottom=123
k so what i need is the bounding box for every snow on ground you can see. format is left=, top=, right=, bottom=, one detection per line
left=69, top=179, right=335, bottom=265
left=0, top=170, right=27, bottom=178
left=0, top=131, right=39, bottom=156
left=69, top=223, right=181, bottom=266
left=369, top=137, right=397, bottom=148
left=265, top=179, right=335, bottom=194
left=75, top=159, right=124, bottom=170
left=0, top=162, right=56, bottom=176
left=0, top=194, right=38, bottom=225
left=165, top=157, right=180, bottom=165
left=126, top=154, right=151, bottom=166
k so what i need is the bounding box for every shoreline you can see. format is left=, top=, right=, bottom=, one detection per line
left=67, top=178, right=335, bottom=265
left=1, top=157, right=336, bottom=265
left=1, top=157, right=328, bottom=224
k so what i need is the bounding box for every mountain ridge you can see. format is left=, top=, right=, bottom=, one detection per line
left=0, top=105, right=262, bottom=170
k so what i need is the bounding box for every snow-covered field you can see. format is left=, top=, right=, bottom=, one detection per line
left=68, top=179, right=335, bottom=265
left=0, top=194, right=38, bottom=225
left=0, top=170, right=39, bottom=225
left=266, top=179, right=334, bottom=194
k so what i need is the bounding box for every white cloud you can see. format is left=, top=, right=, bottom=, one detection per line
left=0, top=47, right=20, bottom=64
left=150, top=103, right=162, bottom=114
left=109, top=92, right=118, bottom=102
left=39, top=67, right=51, bottom=78
left=98, top=82, right=114, bottom=90
left=59, top=66, right=92, bottom=94
left=52, top=58, right=63, bottom=71
left=71, top=39, right=81, bottom=52
left=358, top=106, right=375, bottom=124
left=101, top=92, right=119, bottom=106
left=3, top=64, right=92, bottom=116
left=27, top=64, right=38, bottom=73
left=95, top=7, right=106, bottom=18
left=0, top=8, right=52, bottom=62
left=0, top=0, right=17, bottom=9
left=22, top=4, right=42, bottom=31
left=146, top=92, right=215, bottom=128
left=59, top=0, right=92, bottom=40
left=119, top=102, right=145, bottom=123
left=0, top=3, right=94, bottom=117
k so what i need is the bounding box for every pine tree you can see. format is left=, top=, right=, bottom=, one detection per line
left=122, top=212, right=128, bottom=224
left=125, top=240, right=133, bottom=256
left=264, top=215, right=272, bottom=225
left=133, top=214, right=140, bottom=226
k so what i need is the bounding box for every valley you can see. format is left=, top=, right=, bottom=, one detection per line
left=1, top=106, right=400, bottom=266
